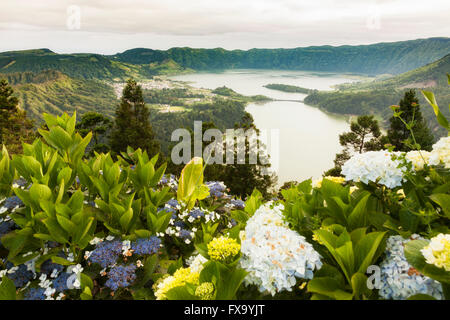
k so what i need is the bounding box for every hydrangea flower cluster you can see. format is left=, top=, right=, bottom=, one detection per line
left=421, top=233, right=450, bottom=271
left=195, top=282, right=215, bottom=300
left=0, top=218, right=15, bottom=245
left=378, top=235, right=443, bottom=300
left=87, top=240, right=123, bottom=268
left=186, top=253, right=208, bottom=273
left=159, top=174, right=178, bottom=190
left=105, top=264, right=137, bottom=291
left=205, top=181, right=228, bottom=198
left=207, top=236, right=240, bottom=263
left=240, top=203, right=322, bottom=296
left=164, top=200, right=221, bottom=245
left=405, top=150, right=431, bottom=171
left=131, top=237, right=161, bottom=255
left=227, top=199, right=245, bottom=210
left=429, top=136, right=450, bottom=168
left=341, top=151, right=406, bottom=188
left=0, top=196, right=24, bottom=214
left=154, top=267, right=200, bottom=300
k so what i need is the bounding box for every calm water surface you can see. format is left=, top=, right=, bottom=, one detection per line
left=170, top=70, right=358, bottom=185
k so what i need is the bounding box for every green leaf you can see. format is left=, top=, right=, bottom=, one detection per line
left=1, top=227, right=33, bottom=260
left=0, top=277, right=16, bottom=300
left=422, top=90, right=449, bottom=130
left=404, top=240, right=450, bottom=284
left=347, top=194, right=370, bottom=230
left=407, top=294, right=437, bottom=300
left=307, top=277, right=353, bottom=300
left=119, top=208, right=133, bottom=232
left=177, top=157, right=206, bottom=209
left=29, top=183, right=52, bottom=203
left=429, top=193, right=450, bottom=218
left=351, top=273, right=370, bottom=300
left=51, top=256, right=75, bottom=266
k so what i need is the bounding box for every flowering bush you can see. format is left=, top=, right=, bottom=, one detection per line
left=240, top=203, right=322, bottom=296
left=0, top=104, right=449, bottom=301
left=341, top=151, right=406, bottom=188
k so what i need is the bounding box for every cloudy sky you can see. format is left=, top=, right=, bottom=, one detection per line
left=1, top=0, right=449, bottom=54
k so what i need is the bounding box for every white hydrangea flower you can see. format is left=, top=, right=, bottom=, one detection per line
left=342, top=150, right=406, bottom=188
left=429, top=136, right=450, bottom=168
left=240, top=203, right=322, bottom=296
left=186, top=253, right=208, bottom=274
left=420, top=233, right=450, bottom=271
left=378, top=235, right=443, bottom=300
left=405, top=150, right=431, bottom=171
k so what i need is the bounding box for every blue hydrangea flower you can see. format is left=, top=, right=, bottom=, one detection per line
left=379, top=235, right=443, bottom=300
left=179, top=229, right=193, bottom=241
left=3, top=196, right=24, bottom=211
left=40, top=260, right=64, bottom=276
left=24, top=288, right=46, bottom=300
left=167, top=199, right=179, bottom=208
left=52, top=272, right=71, bottom=292
left=88, top=240, right=122, bottom=268
left=6, top=262, right=34, bottom=287
left=174, top=220, right=186, bottom=229
left=0, top=220, right=15, bottom=245
left=105, top=264, right=137, bottom=291
left=230, top=199, right=245, bottom=209
left=189, top=209, right=204, bottom=219
left=205, top=181, right=226, bottom=198
left=13, top=178, right=28, bottom=188
left=131, top=237, right=161, bottom=255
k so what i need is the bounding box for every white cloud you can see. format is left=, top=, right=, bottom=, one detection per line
left=0, top=0, right=449, bottom=53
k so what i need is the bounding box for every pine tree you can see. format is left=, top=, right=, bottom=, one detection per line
left=110, top=79, right=160, bottom=157
left=76, top=111, right=111, bottom=155
left=387, top=89, right=435, bottom=151
left=0, top=79, right=35, bottom=154
left=325, top=115, right=388, bottom=176
left=218, top=112, right=276, bottom=198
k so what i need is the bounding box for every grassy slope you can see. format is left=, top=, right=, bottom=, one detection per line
left=2, top=70, right=118, bottom=122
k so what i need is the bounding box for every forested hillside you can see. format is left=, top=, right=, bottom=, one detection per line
left=304, top=54, right=450, bottom=136
left=0, top=49, right=187, bottom=80
left=1, top=70, right=118, bottom=120
left=113, top=38, right=450, bottom=75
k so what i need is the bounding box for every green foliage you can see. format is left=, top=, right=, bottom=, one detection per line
left=110, top=79, right=160, bottom=158
left=113, top=38, right=450, bottom=75
left=76, top=112, right=111, bottom=155
left=327, top=115, right=387, bottom=174
left=309, top=227, right=386, bottom=300
left=388, top=90, right=435, bottom=151
left=0, top=276, right=17, bottom=300
left=304, top=55, right=450, bottom=137
left=177, top=157, right=209, bottom=210
left=264, top=83, right=312, bottom=94
left=421, top=77, right=450, bottom=134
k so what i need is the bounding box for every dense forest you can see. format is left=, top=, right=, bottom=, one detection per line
left=304, top=54, right=450, bottom=136
left=113, top=38, right=450, bottom=75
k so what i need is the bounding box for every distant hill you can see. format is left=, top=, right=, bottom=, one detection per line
left=0, top=50, right=187, bottom=80
left=112, top=38, right=450, bottom=75
left=304, top=54, right=450, bottom=136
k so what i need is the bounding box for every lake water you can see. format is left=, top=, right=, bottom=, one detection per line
left=170, top=70, right=357, bottom=186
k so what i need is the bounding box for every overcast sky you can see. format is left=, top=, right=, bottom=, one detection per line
left=0, top=0, right=449, bottom=54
